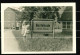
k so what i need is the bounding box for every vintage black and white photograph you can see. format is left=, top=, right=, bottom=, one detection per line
left=1, top=3, right=76, bottom=54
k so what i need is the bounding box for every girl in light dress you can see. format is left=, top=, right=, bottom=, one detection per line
left=21, top=20, right=30, bottom=42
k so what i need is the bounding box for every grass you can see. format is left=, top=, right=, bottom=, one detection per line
left=12, top=30, right=72, bottom=51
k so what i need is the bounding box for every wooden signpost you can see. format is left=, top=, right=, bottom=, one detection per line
left=31, top=19, right=54, bottom=38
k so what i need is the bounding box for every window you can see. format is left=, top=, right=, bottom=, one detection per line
left=67, top=22, right=70, bottom=29
left=62, top=21, right=72, bottom=29
left=63, top=22, right=66, bottom=29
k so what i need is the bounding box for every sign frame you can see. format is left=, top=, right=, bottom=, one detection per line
left=31, top=19, right=54, bottom=38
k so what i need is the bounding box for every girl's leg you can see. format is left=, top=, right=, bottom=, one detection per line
left=23, top=36, right=26, bottom=42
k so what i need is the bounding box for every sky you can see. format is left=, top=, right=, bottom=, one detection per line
left=3, top=6, right=23, bottom=11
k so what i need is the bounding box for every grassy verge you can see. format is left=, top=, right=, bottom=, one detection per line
left=12, top=30, right=72, bottom=51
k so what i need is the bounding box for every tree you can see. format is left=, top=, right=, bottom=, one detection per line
left=20, top=6, right=61, bottom=21
left=21, top=7, right=37, bottom=21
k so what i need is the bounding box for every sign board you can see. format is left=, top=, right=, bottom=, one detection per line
left=32, top=19, right=54, bottom=33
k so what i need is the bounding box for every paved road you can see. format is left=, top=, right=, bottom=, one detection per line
left=4, top=29, right=20, bottom=52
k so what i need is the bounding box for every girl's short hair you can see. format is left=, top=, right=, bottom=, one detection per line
left=22, top=20, right=29, bottom=25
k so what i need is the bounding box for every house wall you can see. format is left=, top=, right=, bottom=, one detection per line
left=15, top=13, right=22, bottom=28
left=4, top=8, right=16, bottom=29
left=54, top=21, right=72, bottom=33
left=54, top=22, right=62, bottom=32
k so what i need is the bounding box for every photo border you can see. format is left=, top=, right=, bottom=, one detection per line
left=1, top=3, right=76, bottom=54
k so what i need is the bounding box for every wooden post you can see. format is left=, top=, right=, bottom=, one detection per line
left=31, top=20, right=33, bottom=38
left=70, top=21, right=72, bottom=29
left=53, top=21, right=55, bottom=38
left=66, top=21, right=67, bottom=29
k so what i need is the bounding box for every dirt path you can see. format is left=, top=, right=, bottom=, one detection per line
left=4, top=29, right=20, bottom=52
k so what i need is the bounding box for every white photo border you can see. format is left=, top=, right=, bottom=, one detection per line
left=1, top=3, right=76, bottom=54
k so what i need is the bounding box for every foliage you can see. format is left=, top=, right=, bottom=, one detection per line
left=20, top=6, right=72, bottom=22
left=12, top=30, right=72, bottom=51
left=20, top=6, right=60, bottom=22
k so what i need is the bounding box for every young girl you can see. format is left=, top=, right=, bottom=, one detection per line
left=21, top=20, right=30, bottom=42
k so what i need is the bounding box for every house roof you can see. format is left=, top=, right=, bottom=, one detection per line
left=5, top=7, right=21, bottom=15
left=59, top=7, right=72, bottom=21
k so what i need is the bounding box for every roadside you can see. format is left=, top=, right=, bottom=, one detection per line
left=12, top=29, right=72, bottom=51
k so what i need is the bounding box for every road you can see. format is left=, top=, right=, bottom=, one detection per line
left=4, top=29, right=20, bottom=52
